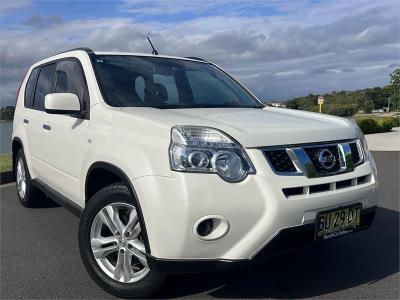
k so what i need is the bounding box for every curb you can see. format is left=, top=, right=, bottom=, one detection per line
left=0, top=171, right=14, bottom=185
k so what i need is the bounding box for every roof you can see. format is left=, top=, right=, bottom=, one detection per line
left=94, top=51, right=208, bottom=63
left=28, top=48, right=210, bottom=73
left=55, top=47, right=208, bottom=63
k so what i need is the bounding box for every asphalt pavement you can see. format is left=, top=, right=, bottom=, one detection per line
left=1, top=151, right=399, bottom=299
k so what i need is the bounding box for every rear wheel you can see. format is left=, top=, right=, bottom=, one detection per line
left=15, top=149, right=45, bottom=207
left=78, top=183, right=166, bottom=298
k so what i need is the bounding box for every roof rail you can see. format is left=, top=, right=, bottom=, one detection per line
left=55, top=47, right=95, bottom=56
left=185, top=56, right=208, bottom=62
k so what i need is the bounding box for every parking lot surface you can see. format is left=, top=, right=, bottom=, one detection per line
left=1, top=151, right=399, bottom=299
left=365, top=127, right=400, bottom=151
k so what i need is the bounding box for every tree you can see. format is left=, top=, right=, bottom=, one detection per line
left=389, top=68, right=400, bottom=112
left=389, top=93, right=400, bottom=111
left=284, top=69, right=399, bottom=114
left=363, top=100, right=375, bottom=114
left=0, top=106, right=15, bottom=121
left=390, top=68, right=400, bottom=88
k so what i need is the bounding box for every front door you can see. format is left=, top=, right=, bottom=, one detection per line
left=41, top=58, right=91, bottom=205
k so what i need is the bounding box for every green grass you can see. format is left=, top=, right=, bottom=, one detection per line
left=0, top=154, right=12, bottom=173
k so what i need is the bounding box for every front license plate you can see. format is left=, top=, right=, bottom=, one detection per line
left=316, top=204, right=362, bottom=240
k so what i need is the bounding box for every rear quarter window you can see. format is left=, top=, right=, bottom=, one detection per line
left=24, top=68, right=39, bottom=108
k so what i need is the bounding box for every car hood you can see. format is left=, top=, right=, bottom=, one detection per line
left=121, top=107, right=356, bottom=147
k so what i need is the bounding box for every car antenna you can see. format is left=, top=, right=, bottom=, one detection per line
left=147, top=36, right=158, bottom=55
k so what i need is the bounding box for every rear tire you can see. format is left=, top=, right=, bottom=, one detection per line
left=78, top=183, right=166, bottom=298
left=15, top=149, right=45, bottom=207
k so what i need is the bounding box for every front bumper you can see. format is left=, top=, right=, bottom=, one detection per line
left=132, top=150, right=379, bottom=270
left=147, top=206, right=376, bottom=273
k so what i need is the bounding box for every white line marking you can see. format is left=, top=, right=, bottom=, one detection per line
left=0, top=183, right=15, bottom=188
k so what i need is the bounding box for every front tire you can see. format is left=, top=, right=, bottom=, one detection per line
left=78, top=183, right=166, bottom=298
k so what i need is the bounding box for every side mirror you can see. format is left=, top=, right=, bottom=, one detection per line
left=45, top=93, right=81, bottom=114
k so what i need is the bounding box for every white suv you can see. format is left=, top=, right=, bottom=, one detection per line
left=12, top=48, right=379, bottom=298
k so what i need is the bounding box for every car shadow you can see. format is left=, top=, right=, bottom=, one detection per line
left=31, top=192, right=61, bottom=209
left=158, top=206, right=399, bottom=299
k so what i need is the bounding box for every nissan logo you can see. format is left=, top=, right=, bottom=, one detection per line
left=318, top=149, right=336, bottom=170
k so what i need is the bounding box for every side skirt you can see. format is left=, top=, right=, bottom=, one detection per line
left=31, top=179, right=83, bottom=217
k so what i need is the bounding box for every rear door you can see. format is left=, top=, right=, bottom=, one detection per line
left=19, top=67, right=39, bottom=174
left=28, top=63, right=56, bottom=180
left=42, top=58, right=90, bottom=203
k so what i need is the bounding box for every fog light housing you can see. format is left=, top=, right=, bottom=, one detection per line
left=197, top=219, right=214, bottom=237
left=193, top=215, right=230, bottom=241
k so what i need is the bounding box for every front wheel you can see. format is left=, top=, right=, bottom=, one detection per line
left=78, top=183, right=166, bottom=298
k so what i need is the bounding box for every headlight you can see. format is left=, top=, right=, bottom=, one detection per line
left=169, top=126, right=255, bottom=182
left=352, top=121, right=369, bottom=161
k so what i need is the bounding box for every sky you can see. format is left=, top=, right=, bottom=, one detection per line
left=0, top=0, right=399, bottom=107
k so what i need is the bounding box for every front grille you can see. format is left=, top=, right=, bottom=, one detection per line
left=262, top=140, right=364, bottom=178
left=264, top=150, right=297, bottom=173
left=281, top=174, right=372, bottom=198
left=336, top=179, right=352, bottom=189
left=303, top=145, right=341, bottom=174
left=309, top=183, right=330, bottom=194
left=349, top=142, right=362, bottom=165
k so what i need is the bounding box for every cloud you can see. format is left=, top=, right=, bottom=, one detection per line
left=118, top=0, right=283, bottom=16
left=0, top=0, right=31, bottom=14
left=0, top=0, right=399, bottom=106
left=22, top=15, right=63, bottom=28
left=341, top=68, right=355, bottom=73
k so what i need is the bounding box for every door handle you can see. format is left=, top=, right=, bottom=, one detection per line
left=43, top=124, right=51, bottom=131
left=23, top=119, right=29, bottom=124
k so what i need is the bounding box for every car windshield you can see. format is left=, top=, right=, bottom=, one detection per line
left=93, top=55, right=263, bottom=109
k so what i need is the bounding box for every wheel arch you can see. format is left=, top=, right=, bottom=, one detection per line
left=12, top=137, right=24, bottom=181
left=85, top=161, right=151, bottom=253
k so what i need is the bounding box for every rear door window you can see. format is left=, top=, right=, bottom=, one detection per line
left=34, top=64, right=56, bottom=111
left=24, top=68, right=39, bottom=108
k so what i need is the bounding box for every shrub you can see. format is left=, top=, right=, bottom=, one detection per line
left=325, top=104, right=357, bottom=117
left=391, top=115, right=400, bottom=127
left=378, top=118, right=394, bottom=132
left=356, top=118, right=380, bottom=134
left=356, top=117, right=393, bottom=134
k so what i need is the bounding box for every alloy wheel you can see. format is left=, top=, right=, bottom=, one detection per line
left=90, top=202, right=149, bottom=283
left=16, top=157, right=26, bottom=199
